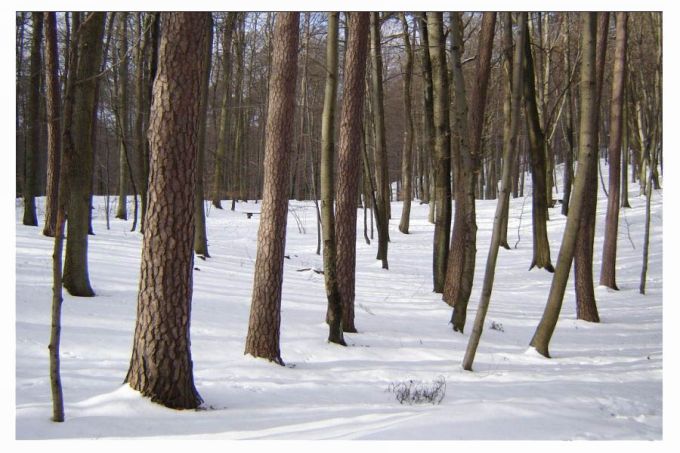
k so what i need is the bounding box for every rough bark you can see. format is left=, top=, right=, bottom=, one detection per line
left=194, top=14, right=213, bottom=257
left=398, top=12, right=414, bottom=234
left=335, top=12, right=369, bottom=334
left=574, top=12, right=608, bottom=323
left=43, top=12, right=61, bottom=237
left=523, top=26, right=554, bottom=273
left=244, top=12, right=299, bottom=365
left=530, top=13, right=598, bottom=358
left=600, top=12, right=628, bottom=290
left=369, top=12, right=389, bottom=269
left=320, top=13, right=345, bottom=346
left=125, top=12, right=211, bottom=409
left=23, top=12, right=42, bottom=227
left=63, top=12, right=106, bottom=297
left=427, top=12, right=451, bottom=294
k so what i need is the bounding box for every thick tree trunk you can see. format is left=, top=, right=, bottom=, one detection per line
left=530, top=13, right=598, bottom=358
left=523, top=26, right=554, bottom=273
left=398, top=13, right=414, bottom=234
left=369, top=12, right=389, bottom=269
left=23, top=12, right=42, bottom=227
left=125, top=13, right=211, bottom=409
left=63, top=12, right=106, bottom=297
left=463, top=12, right=527, bottom=371
left=194, top=14, right=213, bottom=258
left=211, top=13, right=237, bottom=209
left=336, top=12, right=370, bottom=333
left=320, top=13, right=345, bottom=346
left=43, top=12, right=61, bottom=238
left=244, top=13, right=299, bottom=365
left=574, top=12, right=609, bottom=323
left=600, top=13, right=628, bottom=290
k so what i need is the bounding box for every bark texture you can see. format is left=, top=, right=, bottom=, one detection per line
left=244, top=12, right=299, bottom=365
left=125, top=12, right=211, bottom=410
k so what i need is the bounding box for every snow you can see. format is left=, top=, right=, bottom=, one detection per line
left=14, top=162, right=664, bottom=440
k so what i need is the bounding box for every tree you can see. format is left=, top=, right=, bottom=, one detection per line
left=193, top=14, right=213, bottom=258
left=125, top=12, right=212, bottom=409
left=42, top=12, right=61, bottom=238
left=23, top=12, right=42, bottom=227
left=398, top=12, right=414, bottom=234
left=62, top=12, right=106, bottom=297
left=427, top=12, right=451, bottom=294
left=463, top=12, right=527, bottom=371
left=600, top=12, right=628, bottom=290
left=418, top=14, right=436, bottom=226
left=335, top=12, right=370, bottom=334
left=530, top=12, right=598, bottom=358
left=320, top=12, right=345, bottom=346
left=244, top=12, right=299, bottom=365
left=369, top=12, right=389, bottom=269
left=211, top=13, right=237, bottom=209
left=115, top=13, right=130, bottom=221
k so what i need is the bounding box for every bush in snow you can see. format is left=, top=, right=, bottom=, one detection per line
left=387, top=376, right=446, bottom=405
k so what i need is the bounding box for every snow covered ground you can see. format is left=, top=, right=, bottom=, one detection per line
left=14, top=164, right=663, bottom=440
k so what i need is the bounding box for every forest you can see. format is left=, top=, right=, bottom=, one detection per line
left=15, top=11, right=663, bottom=440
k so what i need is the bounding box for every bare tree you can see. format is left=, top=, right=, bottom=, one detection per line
left=23, top=12, right=42, bottom=227
left=398, top=12, right=414, bottom=234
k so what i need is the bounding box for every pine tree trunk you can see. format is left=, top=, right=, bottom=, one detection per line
left=244, top=13, right=299, bottom=365
left=194, top=14, right=213, bottom=258
left=125, top=12, right=211, bottom=409
left=398, top=13, right=414, bottom=234
left=530, top=13, right=598, bottom=358
left=23, top=12, right=42, bottom=227
left=600, top=12, right=628, bottom=290
left=336, top=12, right=369, bottom=334
left=43, top=12, right=61, bottom=238
left=63, top=12, right=106, bottom=297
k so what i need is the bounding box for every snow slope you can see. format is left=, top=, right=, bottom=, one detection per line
left=14, top=164, right=662, bottom=440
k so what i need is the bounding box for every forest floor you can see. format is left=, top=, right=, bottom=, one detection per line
left=14, top=163, right=663, bottom=440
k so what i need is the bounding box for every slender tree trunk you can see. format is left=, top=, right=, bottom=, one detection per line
left=427, top=12, right=451, bottom=293
left=369, top=12, right=389, bottom=269
left=600, top=12, right=628, bottom=290
left=125, top=12, right=211, bottom=409
left=63, top=12, right=106, bottom=297
left=319, top=13, right=345, bottom=346
left=562, top=20, right=575, bottom=217
left=23, top=12, right=42, bottom=227
left=115, top=13, right=130, bottom=221
left=194, top=14, right=213, bottom=257
left=336, top=12, right=370, bottom=333
left=418, top=14, right=436, bottom=226
left=463, top=12, right=527, bottom=371
left=244, top=12, right=299, bottom=365
left=574, top=12, right=609, bottom=323
left=499, top=12, right=514, bottom=249
left=134, top=13, right=149, bottom=234
left=621, top=99, right=631, bottom=208
left=523, top=25, right=554, bottom=273
left=42, top=12, right=61, bottom=238
left=530, top=13, right=598, bottom=358
left=398, top=12, right=414, bottom=234
left=211, top=13, right=237, bottom=209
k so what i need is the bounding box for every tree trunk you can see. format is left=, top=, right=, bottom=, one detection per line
left=530, top=13, right=598, bottom=358
left=498, top=12, right=514, bottom=249
left=562, top=20, right=575, bottom=217
left=244, top=12, right=299, bottom=365
left=63, top=12, right=106, bottom=297
left=115, top=13, right=130, bottom=221
left=398, top=12, right=414, bottom=234
left=211, top=13, right=237, bottom=209
left=574, top=12, right=609, bottom=323
left=600, top=12, right=628, bottom=290
left=336, top=12, right=370, bottom=333
left=418, top=14, right=436, bottom=226
left=134, top=13, right=149, bottom=234
left=369, top=12, right=389, bottom=269
left=621, top=99, right=631, bottom=208
left=427, top=12, right=451, bottom=293
left=125, top=12, right=211, bottom=409
left=463, top=12, right=527, bottom=371
left=194, top=14, right=213, bottom=258
left=42, top=12, right=61, bottom=238
left=320, top=13, right=345, bottom=346
left=523, top=25, right=554, bottom=273
left=23, top=12, right=42, bottom=227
